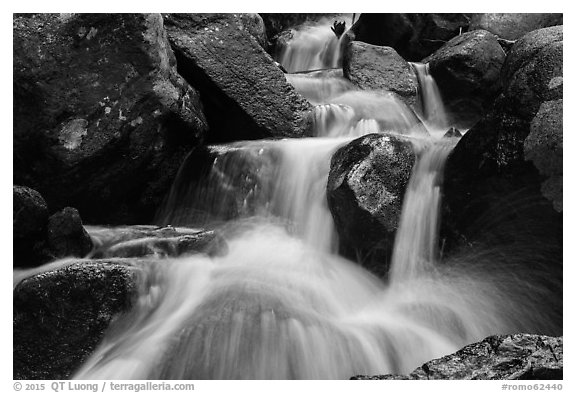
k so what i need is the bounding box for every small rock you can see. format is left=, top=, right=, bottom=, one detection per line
left=47, top=207, right=93, bottom=258
left=443, top=127, right=462, bottom=138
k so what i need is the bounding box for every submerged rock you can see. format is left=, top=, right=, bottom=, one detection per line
left=90, top=226, right=228, bottom=259
left=46, top=207, right=93, bottom=259
left=343, top=42, right=419, bottom=108
left=470, top=13, right=563, bottom=40
left=13, top=261, right=136, bottom=379
left=13, top=13, right=208, bottom=225
left=352, top=334, right=562, bottom=380
left=348, top=14, right=472, bottom=61
left=163, top=13, right=313, bottom=143
left=424, top=30, right=506, bottom=129
left=327, top=133, right=415, bottom=275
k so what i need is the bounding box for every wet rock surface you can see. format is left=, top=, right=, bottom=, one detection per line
left=164, top=13, right=313, bottom=143
left=424, top=30, right=506, bottom=129
left=352, top=334, right=563, bottom=380
left=343, top=42, right=419, bottom=108
left=327, top=133, right=415, bottom=276
left=13, top=13, right=208, bottom=225
left=90, top=225, right=228, bottom=259
left=47, top=207, right=93, bottom=259
left=442, top=26, right=563, bottom=255
left=13, top=261, right=136, bottom=379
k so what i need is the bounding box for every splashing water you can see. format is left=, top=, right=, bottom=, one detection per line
left=16, top=18, right=560, bottom=380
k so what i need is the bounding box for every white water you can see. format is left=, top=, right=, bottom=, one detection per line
left=277, top=15, right=352, bottom=73
left=411, top=62, right=450, bottom=137
left=14, top=18, right=559, bottom=380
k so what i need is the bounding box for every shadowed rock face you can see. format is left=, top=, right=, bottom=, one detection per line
left=13, top=261, right=136, bottom=380
left=13, top=186, right=50, bottom=266
left=163, top=14, right=313, bottom=144
left=343, top=42, right=419, bottom=109
left=352, top=334, right=563, bottom=380
left=13, top=13, right=208, bottom=225
left=47, top=207, right=93, bottom=259
left=470, top=13, right=563, bottom=40
left=348, top=14, right=472, bottom=62
left=441, top=26, right=562, bottom=256
left=327, top=133, right=415, bottom=276
left=424, top=30, right=506, bottom=129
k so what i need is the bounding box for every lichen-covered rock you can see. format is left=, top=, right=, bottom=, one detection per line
left=13, top=185, right=50, bottom=267
left=343, top=42, right=419, bottom=108
left=352, top=334, right=563, bottom=380
left=13, top=13, right=208, bottom=225
left=348, top=13, right=472, bottom=61
left=13, top=261, right=136, bottom=379
left=327, top=133, right=415, bottom=275
left=470, top=13, right=563, bottom=40
left=424, top=30, right=506, bottom=129
left=46, top=207, right=93, bottom=258
left=163, top=13, right=313, bottom=143
left=441, top=26, right=562, bottom=262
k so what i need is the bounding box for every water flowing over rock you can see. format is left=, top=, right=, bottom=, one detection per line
left=441, top=26, right=562, bottom=274
left=13, top=13, right=208, bottom=224
left=343, top=42, right=419, bottom=108
left=14, top=261, right=136, bottom=379
left=327, top=133, right=415, bottom=276
left=352, top=334, right=562, bottom=380
left=423, top=30, right=506, bottom=129
left=260, top=13, right=343, bottom=43
left=348, top=14, right=472, bottom=61
left=88, top=225, right=227, bottom=259
left=13, top=14, right=563, bottom=381
left=470, top=13, right=563, bottom=40
left=163, top=13, right=313, bottom=143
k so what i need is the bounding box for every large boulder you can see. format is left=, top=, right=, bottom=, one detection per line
left=470, top=13, right=563, bottom=40
left=423, top=30, right=506, bottom=129
left=353, top=334, right=563, bottom=380
left=46, top=207, right=93, bottom=259
left=441, top=26, right=562, bottom=262
left=163, top=13, right=313, bottom=143
left=13, top=13, right=208, bottom=225
left=13, top=186, right=50, bottom=267
left=327, top=133, right=415, bottom=275
left=348, top=13, right=472, bottom=61
left=343, top=41, right=419, bottom=108
left=13, top=261, right=136, bottom=379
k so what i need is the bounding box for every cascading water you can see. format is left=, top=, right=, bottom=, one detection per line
left=276, top=15, right=352, bottom=73
left=20, top=18, right=558, bottom=380
left=411, top=62, right=450, bottom=137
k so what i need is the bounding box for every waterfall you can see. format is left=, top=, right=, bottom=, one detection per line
left=276, top=15, right=352, bottom=73
left=411, top=62, right=449, bottom=137
left=389, top=139, right=455, bottom=282
left=22, top=18, right=557, bottom=380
